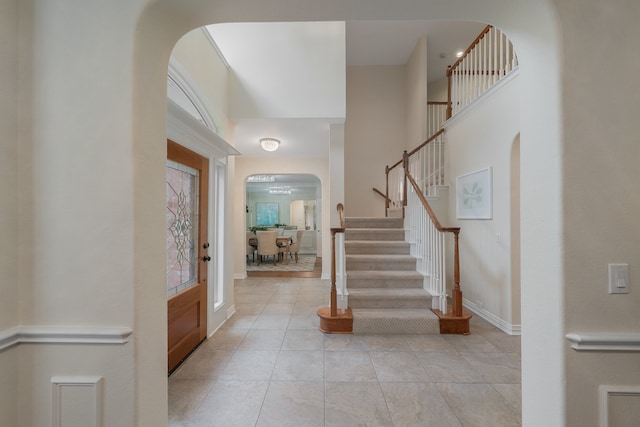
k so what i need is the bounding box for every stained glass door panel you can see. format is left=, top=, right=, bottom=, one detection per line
left=166, top=140, right=209, bottom=373
left=166, top=160, right=199, bottom=296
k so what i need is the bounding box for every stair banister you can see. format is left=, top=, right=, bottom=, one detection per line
left=446, top=24, right=518, bottom=118
left=335, top=203, right=348, bottom=310
left=403, top=152, right=463, bottom=318
left=331, top=203, right=346, bottom=316
left=316, top=203, right=353, bottom=333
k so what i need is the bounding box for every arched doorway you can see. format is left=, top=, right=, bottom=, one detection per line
left=133, top=2, right=562, bottom=425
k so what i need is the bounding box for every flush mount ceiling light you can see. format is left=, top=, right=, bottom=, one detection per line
left=260, top=138, right=280, bottom=152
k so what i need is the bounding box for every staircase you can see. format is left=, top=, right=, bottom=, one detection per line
left=345, top=217, right=440, bottom=334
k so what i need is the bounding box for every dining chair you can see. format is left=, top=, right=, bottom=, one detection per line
left=246, top=231, right=256, bottom=263
left=256, top=230, right=278, bottom=266
left=287, top=229, right=305, bottom=263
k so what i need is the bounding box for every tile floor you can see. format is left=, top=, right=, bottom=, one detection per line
left=169, top=277, right=521, bottom=426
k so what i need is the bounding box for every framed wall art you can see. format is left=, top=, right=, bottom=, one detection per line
left=256, top=202, right=279, bottom=226
left=456, top=167, right=493, bottom=219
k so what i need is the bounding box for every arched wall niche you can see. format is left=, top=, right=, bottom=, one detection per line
left=132, top=1, right=562, bottom=425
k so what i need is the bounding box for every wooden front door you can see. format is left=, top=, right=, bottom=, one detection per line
left=166, top=140, right=209, bottom=373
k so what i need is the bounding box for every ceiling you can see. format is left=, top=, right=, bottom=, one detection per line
left=207, top=20, right=486, bottom=158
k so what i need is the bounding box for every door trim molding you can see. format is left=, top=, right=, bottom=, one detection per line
left=0, top=326, right=133, bottom=351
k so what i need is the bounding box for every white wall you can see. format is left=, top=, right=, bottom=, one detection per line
left=0, top=0, right=19, bottom=423
left=345, top=66, right=407, bottom=217
left=208, top=22, right=346, bottom=120
left=445, top=74, right=521, bottom=331
left=234, top=157, right=331, bottom=279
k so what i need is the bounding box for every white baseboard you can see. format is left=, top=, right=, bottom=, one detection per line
left=234, top=272, right=248, bottom=279
left=462, top=299, right=521, bottom=335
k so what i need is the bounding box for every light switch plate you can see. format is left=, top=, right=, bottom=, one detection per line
left=608, top=263, right=629, bottom=294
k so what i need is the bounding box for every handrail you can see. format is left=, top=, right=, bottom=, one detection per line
left=372, top=187, right=389, bottom=202
left=407, top=129, right=446, bottom=158
left=447, top=25, right=492, bottom=72
left=404, top=158, right=463, bottom=317
left=385, top=129, right=447, bottom=216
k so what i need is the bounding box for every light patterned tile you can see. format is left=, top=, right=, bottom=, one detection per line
left=325, top=382, right=393, bottom=426
left=437, top=383, right=521, bottom=427
left=381, top=382, right=462, bottom=427
left=256, top=381, right=324, bottom=427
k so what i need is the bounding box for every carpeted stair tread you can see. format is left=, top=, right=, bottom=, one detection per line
left=349, top=288, right=432, bottom=299
left=346, top=254, right=416, bottom=271
left=345, top=228, right=405, bottom=241
left=345, top=240, right=411, bottom=255
left=345, top=217, right=404, bottom=229
left=347, top=270, right=424, bottom=288
left=349, top=288, right=432, bottom=309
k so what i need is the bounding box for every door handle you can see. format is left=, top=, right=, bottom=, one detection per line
left=202, top=256, right=211, bottom=262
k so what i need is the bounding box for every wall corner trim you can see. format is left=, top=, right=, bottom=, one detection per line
left=0, top=326, right=133, bottom=351
left=566, top=332, right=640, bottom=352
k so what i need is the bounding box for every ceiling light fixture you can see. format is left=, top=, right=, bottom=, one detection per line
left=247, top=175, right=275, bottom=183
left=260, top=138, right=280, bottom=152
left=268, top=186, right=292, bottom=195
left=456, top=51, right=464, bottom=58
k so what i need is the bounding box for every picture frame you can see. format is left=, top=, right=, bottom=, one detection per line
left=256, top=202, right=279, bottom=226
left=456, top=167, right=493, bottom=219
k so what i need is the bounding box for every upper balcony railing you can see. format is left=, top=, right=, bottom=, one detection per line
left=446, top=25, right=518, bottom=118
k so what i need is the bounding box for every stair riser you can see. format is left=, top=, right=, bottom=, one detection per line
left=352, top=317, right=440, bottom=334
left=345, top=230, right=405, bottom=241
left=345, top=218, right=404, bottom=229
left=349, top=298, right=431, bottom=309
left=345, top=243, right=410, bottom=255
left=346, top=259, right=416, bottom=271
left=347, top=278, right=423, bottom=289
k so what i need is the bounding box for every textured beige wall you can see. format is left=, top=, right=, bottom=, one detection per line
left=428, top=78, right=448, bottom=102
left=345, top=66, right=407, bottom=217
left=445, top=75, right=521, bottom=330
left=405, top=37, right=428, bottom=149
left=13, top=0, right=640, bottom=425
left=0, top=2, right=19, bottom=425
left=554, top=0, right=640, bottom=424
left=0, top=0, right=19, bottom=331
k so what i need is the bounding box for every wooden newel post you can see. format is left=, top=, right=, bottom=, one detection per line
left=452, top=230, right=462, bottom=317
left=330, top=229, right=338, bottom=317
